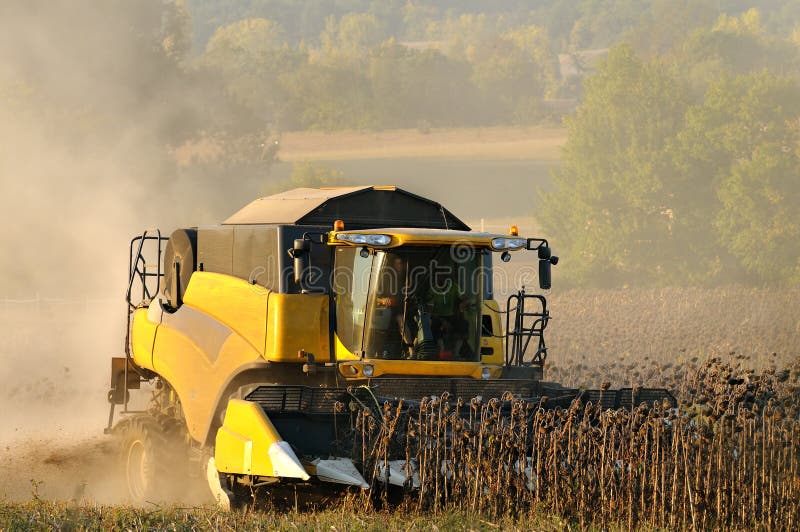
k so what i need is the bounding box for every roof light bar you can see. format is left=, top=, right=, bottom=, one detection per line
left=336, top=233, right=392, bottom=246
left=491, top=237, right=526, bottom=251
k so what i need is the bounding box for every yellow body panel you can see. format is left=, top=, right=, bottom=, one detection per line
left=214, top=399, right=283, bottom=476
left=480, top=300, right=505, bottom=365
left=130, top=272, right=273, bottom=442
left=266, top=293, right=330, bottom=362
left=334, top=333, right=360, bottom=361
left=130, top=307, right=158, bottom=370
left=339, top=360, right=502, bottom=379
left=129, top=271, right=335, bottom=443
left=182, top=272, right=269, bottom=354
left=153, top=326, right=264, bottom=440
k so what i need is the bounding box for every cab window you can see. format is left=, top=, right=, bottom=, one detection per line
left=333, top=247, right=373, bottom=353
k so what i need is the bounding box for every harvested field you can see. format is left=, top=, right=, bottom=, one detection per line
left=545, top=286, right=800, bottom=390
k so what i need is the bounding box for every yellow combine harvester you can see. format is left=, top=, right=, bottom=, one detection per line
left=106, top=186, right=673, bottom=507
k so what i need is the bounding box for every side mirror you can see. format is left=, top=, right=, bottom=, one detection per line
left=538, top=259, right=551, bottom=290
left=292, top=238, right=311, bottom=284
left=538, top=254, right=559, bottom=290
left=537, top=246, right=551, bottom=260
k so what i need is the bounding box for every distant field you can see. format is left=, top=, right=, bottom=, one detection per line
left=173, top=126, right=565, bottom=221
left=278, top=125, right=566, bottom=161
left=265, top=158, right=557, bottom=220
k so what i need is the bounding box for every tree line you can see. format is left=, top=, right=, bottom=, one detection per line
left=538, top=9, right=800, bottom=286
left=182, top=0, right=800, bottom=133
left=4, top=1, right=800, bottom=288
left=6, top=1, right=799, bottom=141
left=194, top=15, right=556, bottom=131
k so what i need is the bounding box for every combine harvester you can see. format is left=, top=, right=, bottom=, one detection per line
left=106, top=186, right=674, bottom=507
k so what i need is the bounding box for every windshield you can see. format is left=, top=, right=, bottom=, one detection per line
left=334, top=245, right=483, bottom=361
left=333, top=247, right=372, bottom=353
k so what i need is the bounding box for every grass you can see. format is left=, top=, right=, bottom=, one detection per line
left=0, top=500, right=567, bottom=531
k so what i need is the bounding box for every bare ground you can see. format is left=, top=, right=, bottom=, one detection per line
left=0, top=435, right=117, bottom=503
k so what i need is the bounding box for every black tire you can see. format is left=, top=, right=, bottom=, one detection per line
left=115, top=415, right=187, bottom=504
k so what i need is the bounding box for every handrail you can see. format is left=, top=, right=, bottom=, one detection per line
left=126, top=230, right=168, bottom=309
left=122, top=230, right=168, bottom=415
left=504, top=289, right=549, bottom=367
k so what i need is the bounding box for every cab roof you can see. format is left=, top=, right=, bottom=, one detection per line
left=224, top=186, right=470, bottom=231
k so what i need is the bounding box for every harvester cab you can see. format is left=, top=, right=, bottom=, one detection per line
left=323, top=226, right=555, bottom=373
left=106, top=186, right=672, bottom=507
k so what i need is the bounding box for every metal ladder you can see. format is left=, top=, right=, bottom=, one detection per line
left=126, top=229, right=168, bottom=310
left=106, top=230, right=169, bottom=432
left=505, top=289, right=549, bottom=367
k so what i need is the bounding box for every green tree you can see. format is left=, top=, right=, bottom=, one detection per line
left=677, top=73, right=800, bottom=283
left=468, top=26, right=555, bottom=122
left=369, top=42, right=479, bottom=128
left=677, top=8, right=799, bottom=94
left=280, top=62, right=375, bottom=130
left=161, top=0, right=193, bottom=63
left=263, top=162, right=348, bottom=194
left=717, top=143, right=800, bottom=282
left=401, top=1, right=440, bottom=40
left=200, top=18, right=298, bottom=130
left=537, top=45, right=690, bottom=285
left=289, top=161, right=347, bottom=187
left=318, top=12, right=383, bottom=66
left=626, top=0, right=717, bottom=56
left=441, top=13, right=495, bottom=60
left=205, top=17, right=286, bottom=57
left=566, top=0, right=652, bottom=51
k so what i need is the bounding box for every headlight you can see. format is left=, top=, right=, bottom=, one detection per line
left=481, top=367, right=492, bottom=380
left=336, top=233, right=392, bottom=246
left=362, top=364, right=374, bottom=377
left=491, top=237, right=526, bottom=251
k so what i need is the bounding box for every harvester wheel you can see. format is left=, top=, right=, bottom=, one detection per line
left=116, top=415, right=183, bottom=503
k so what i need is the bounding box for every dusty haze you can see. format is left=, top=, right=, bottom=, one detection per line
left=1, top=0, right=798, bottom=507
left=0, top=1, right=222, bottom=502
left=0, top=1, right=516, bottom=502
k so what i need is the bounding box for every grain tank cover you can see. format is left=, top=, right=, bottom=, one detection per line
left=223, top=186, right=470, bottom=230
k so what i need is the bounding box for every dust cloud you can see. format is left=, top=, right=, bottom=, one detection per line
left=0, top=1, right=536, bottom=504
left=0, top=1, right=229, bottom=502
